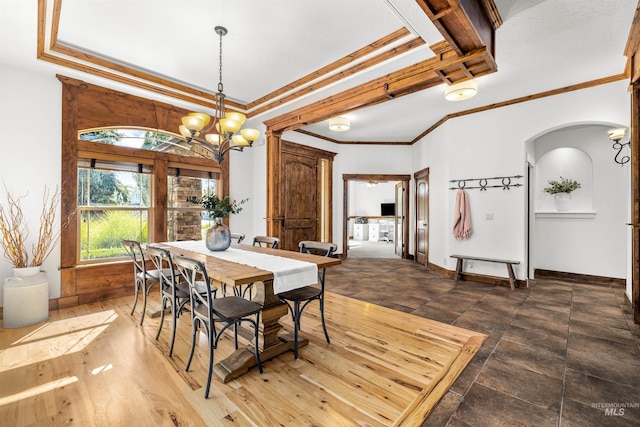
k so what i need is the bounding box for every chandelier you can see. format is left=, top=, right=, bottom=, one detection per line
left=179, top=26, right=260, bottom=163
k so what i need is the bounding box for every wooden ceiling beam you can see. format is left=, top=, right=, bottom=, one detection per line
left=265, top=0, right=497, bottom=132
left=266, top=46, right=494, bottom=131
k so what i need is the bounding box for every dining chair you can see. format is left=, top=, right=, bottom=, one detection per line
left=121, top=239, right=171, bottom=325
left=234, top=235, right=281, bottom=299
left=146, top=245, right=213, bottom=357
left=252, top=236, right=280, bottom=248
left=173, top=254, right=263, bottom=398
left=278, top=240, right=337, bottom=359
left=230, top=232, right=245, bottom=244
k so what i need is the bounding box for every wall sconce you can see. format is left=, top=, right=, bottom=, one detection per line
left=608, top=127, right=630, bottom=165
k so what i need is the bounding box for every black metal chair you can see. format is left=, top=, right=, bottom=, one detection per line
left=173, top=254, right=263, bottom=399
left=121, top=239, right=171, bottom=325
left=278, top=241, right=337, bottom=359
left=252, top=235, right=280, bottom=248
left=146, top=245, right=217, bottom=357
left=230, top=232, right=245, bottom=244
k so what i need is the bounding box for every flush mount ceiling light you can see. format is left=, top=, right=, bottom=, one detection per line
left=329, top=117, right=350, bottom=132
left=444, top=79, right=478, bottom=101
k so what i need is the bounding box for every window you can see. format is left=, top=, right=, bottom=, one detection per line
left=167, top=172, right=218, bottom=241
left=78, top=165, right=151, bottom=261
left=77, top=128, right=222, bottom=262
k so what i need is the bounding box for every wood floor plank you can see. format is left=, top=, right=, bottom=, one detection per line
left=0, top=287, right=486, bottom=426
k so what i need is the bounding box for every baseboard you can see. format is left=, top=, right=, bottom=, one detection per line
left=427, top=262, right=454, bottom=278
left=534, top=269, right=625, bottom=286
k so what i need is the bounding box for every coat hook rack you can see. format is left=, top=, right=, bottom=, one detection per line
left=449, top=175, right=523, bottom=191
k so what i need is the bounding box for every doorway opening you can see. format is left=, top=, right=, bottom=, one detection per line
left=342, top=174, right=410, bottom=259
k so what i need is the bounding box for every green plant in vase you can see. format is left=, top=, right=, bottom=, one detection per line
left=188, top=193, right=248, bottom=250
left=543, top=177, right=581, bottom=194
left=544, top=177, right=580, bottom=211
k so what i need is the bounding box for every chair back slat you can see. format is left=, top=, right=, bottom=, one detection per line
left=299, top=241, right=337, bottom=257
left=121, top=239, right=147, bottom=275
left=230, top=232, right=245, bottom=244
left=146, top=245, right=176, bottom=289
left=173, top=255, right=214, bottom=312
left=253, top=236, right=280, bottom=248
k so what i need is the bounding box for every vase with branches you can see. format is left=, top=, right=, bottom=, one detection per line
left=0, top=186, right=61, bottom=269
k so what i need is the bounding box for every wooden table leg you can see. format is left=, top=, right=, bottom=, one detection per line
left=213, top=278, right=298, bottom=383
left=506, top=263, right=516, bottom=291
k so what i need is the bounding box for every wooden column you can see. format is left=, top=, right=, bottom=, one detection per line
left=265, top=129, right=282, bottom=237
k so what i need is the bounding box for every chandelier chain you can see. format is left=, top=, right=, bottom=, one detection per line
left=218, top=29, right=224, bottom=93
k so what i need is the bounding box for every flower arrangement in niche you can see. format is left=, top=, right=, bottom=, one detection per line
left=188, top=193, right=248, bottom=219
left=543, top=177, right=581, bottom=194
left=0, top=186, right=61, bottom=268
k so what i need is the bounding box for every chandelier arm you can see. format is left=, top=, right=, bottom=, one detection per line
left=613, top=140, right=631, bottom=165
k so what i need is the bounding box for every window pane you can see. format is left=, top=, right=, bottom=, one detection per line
left=80, top=210, right=149, bottom=261
left=167, top=176, right=217, bottom=241
left=78, top=168, right=150, bottom=207
left=79, top=128, right=201, bottom=158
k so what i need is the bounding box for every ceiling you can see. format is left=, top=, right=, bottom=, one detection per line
left=1, top=0, right=636, bottom=144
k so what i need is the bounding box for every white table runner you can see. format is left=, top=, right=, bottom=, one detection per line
left=163, top=240, right=318, bottom=294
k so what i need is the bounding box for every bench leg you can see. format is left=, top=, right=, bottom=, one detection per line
left=454, top=258, right=463, bottom=282
left=506, top=263, right=516, bottom=291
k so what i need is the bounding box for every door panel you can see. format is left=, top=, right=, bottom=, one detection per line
left=395, top=182, right=404, bottom=256
left=281, top=151, right=317, bottom=251
left=415, top=170, right=429, bottom=266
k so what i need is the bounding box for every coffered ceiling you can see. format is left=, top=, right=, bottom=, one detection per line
left=0, top=0, right=635, bottom=144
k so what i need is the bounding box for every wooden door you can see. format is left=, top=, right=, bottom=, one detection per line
left=280, top=150, right=318, bottom=251
left=279, top=141, right=335, bottom=251
left=414, top=168, right=429, bottom=266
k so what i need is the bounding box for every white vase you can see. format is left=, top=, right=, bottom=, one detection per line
left=12, top=266, right=42, bottom=277
left=3, top=266, right=49, bottom=328
left=554, top=192, right=571, bottom=211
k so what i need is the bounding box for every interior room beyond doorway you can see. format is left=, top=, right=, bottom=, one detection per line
left=344, top=174, right=409, bottom=259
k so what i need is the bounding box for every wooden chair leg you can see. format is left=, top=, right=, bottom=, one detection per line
left=506, top=263, right=516, bottom=291
left=455, top=258, right=463, bottom=281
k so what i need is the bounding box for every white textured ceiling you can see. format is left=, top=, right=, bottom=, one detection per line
left=0, top=0, right=636, bottom=143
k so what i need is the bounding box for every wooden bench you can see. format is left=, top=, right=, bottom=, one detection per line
left=450, top=255, right=520, bottom=291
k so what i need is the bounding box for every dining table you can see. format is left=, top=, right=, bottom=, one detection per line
left=158, top=240, right=341, bottom=383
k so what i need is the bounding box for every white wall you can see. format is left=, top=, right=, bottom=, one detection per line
left=412, top=80, right=630, bottom=289
left=351, top=181, right=396, bottom=216
left=531, top=124, right=628, bottom=279
left=0, top=64, right=62, bottom=305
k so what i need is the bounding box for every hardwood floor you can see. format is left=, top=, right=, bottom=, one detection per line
left=3, top=257, right=639, bottom=426
left=0, top=267, right=484, bottom=426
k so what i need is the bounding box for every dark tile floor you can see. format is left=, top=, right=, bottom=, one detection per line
left=324, top=258, right=640, bottom=427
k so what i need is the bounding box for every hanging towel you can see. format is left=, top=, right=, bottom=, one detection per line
left=453, top=189, right=472, bottom=239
